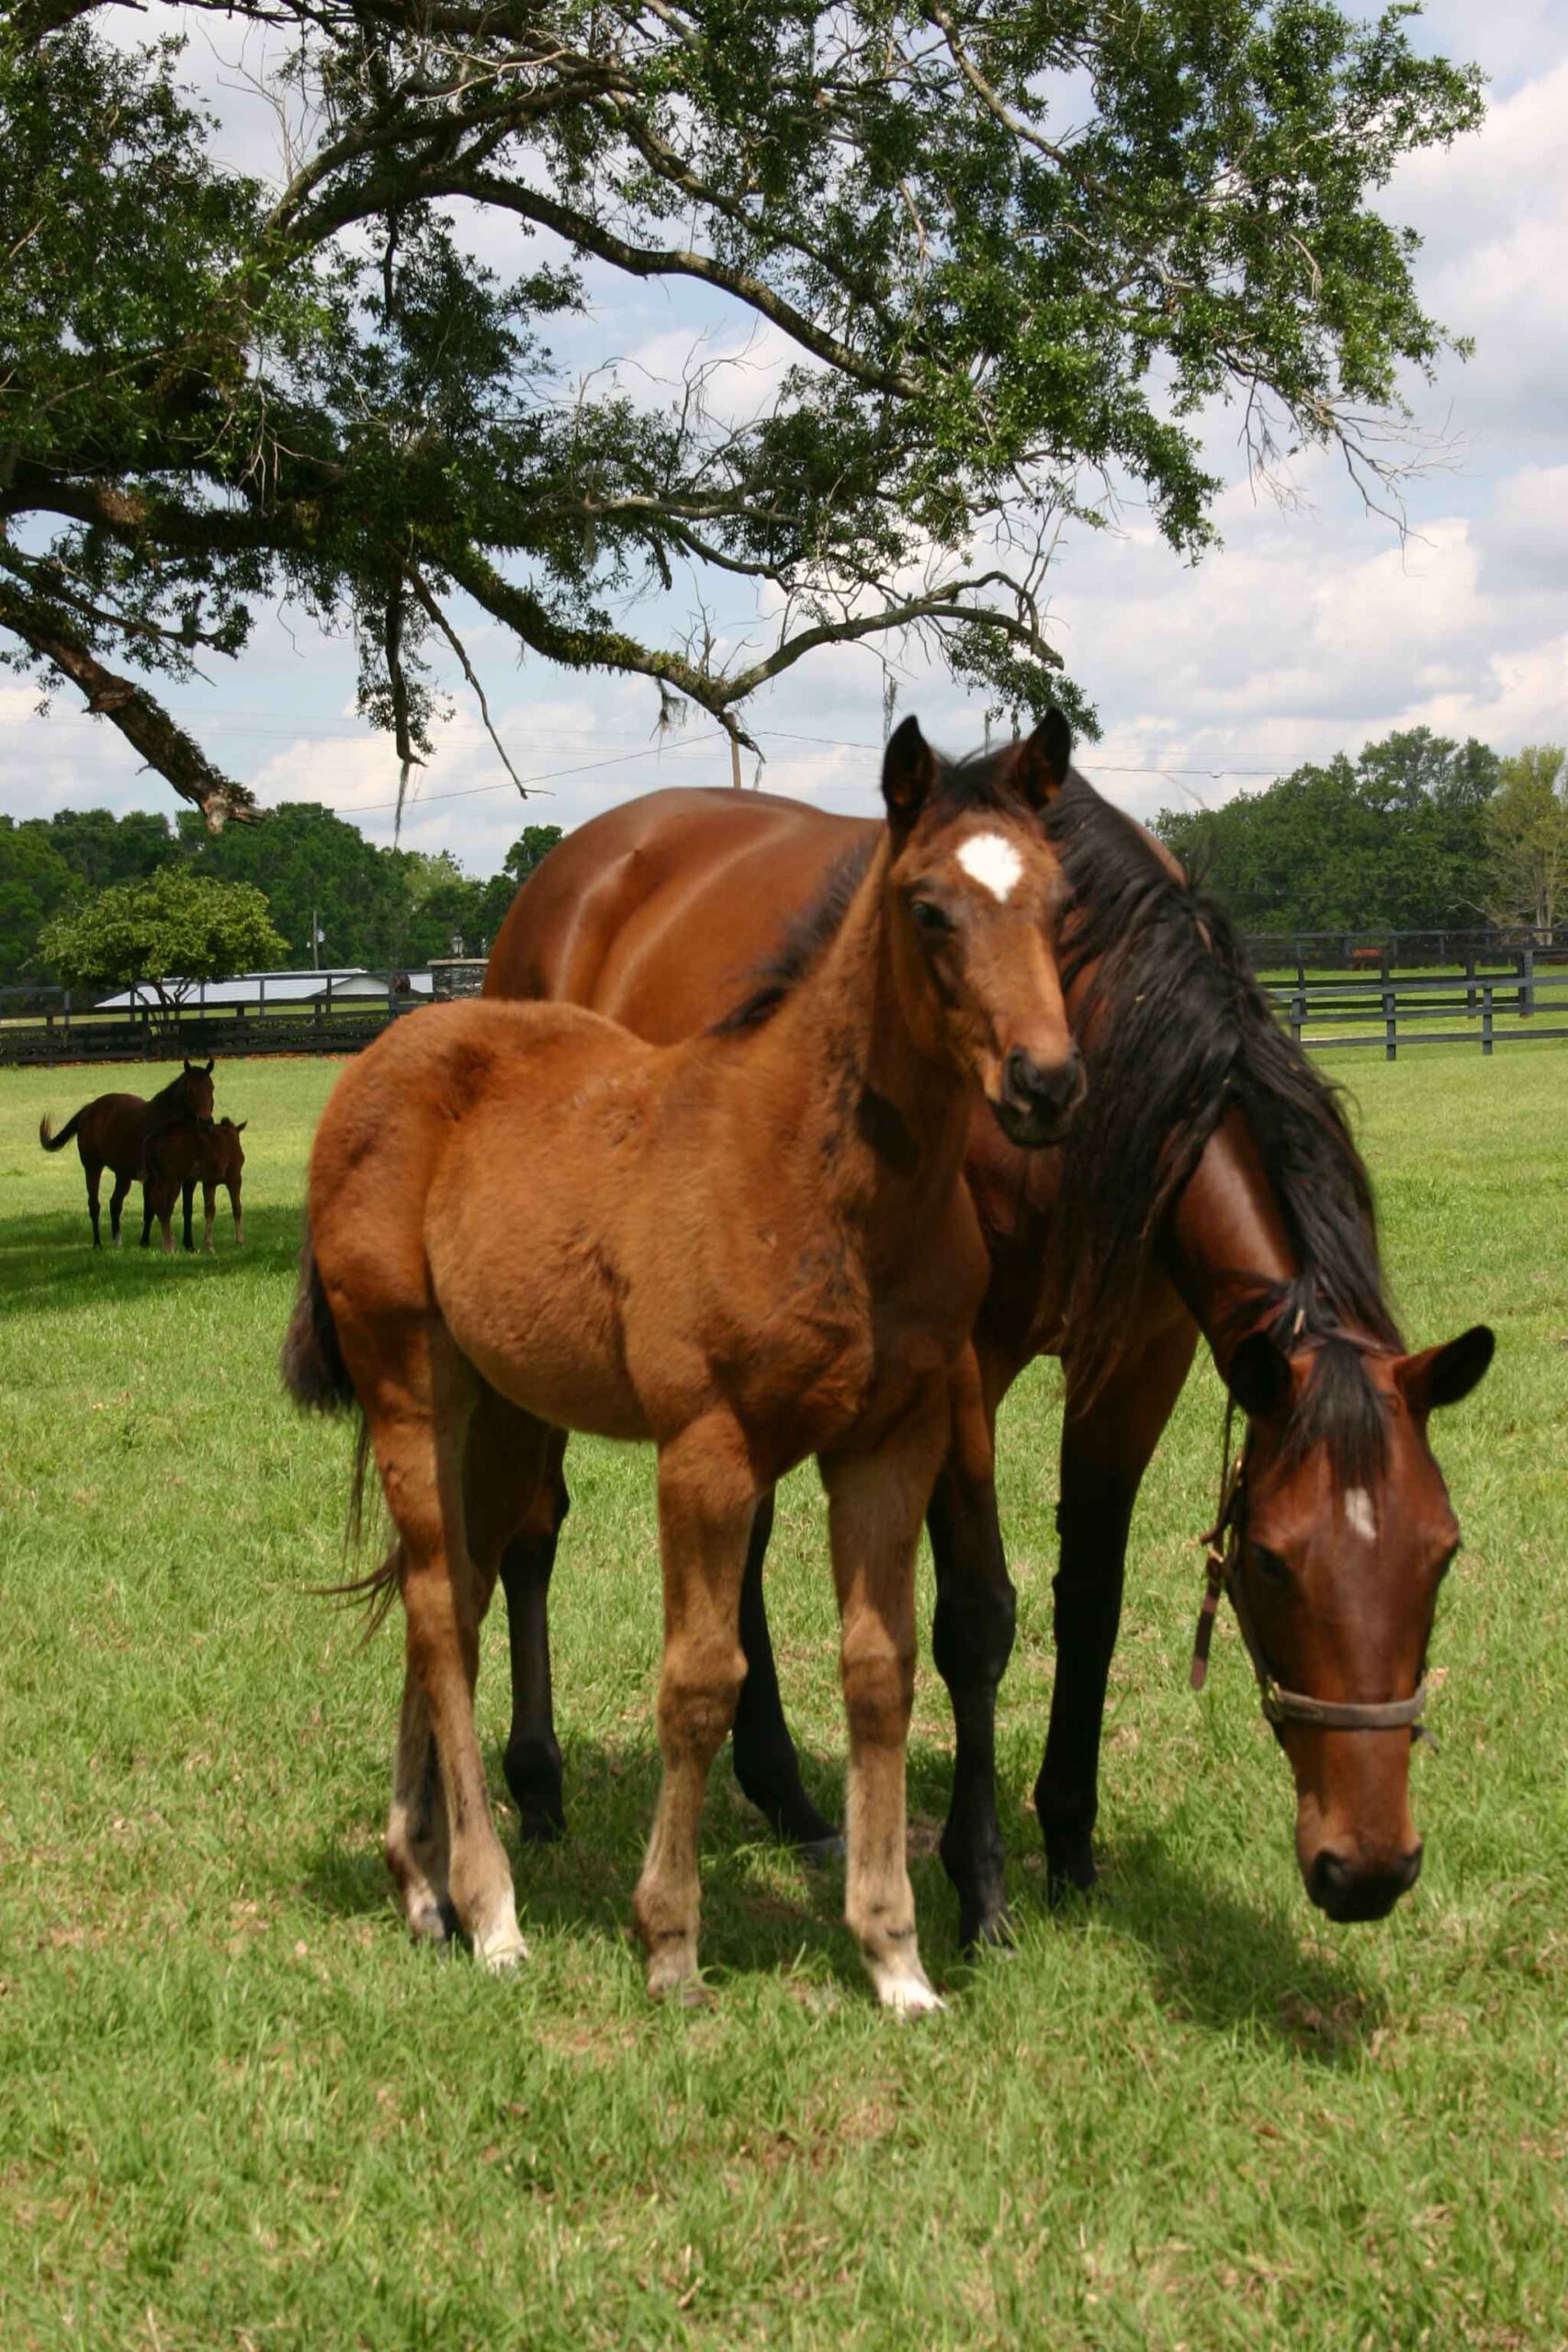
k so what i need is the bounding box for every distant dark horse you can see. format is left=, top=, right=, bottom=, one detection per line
left=39, top=1060, right=216, bottom=1248
left=142, top=1116, right=246, bottom=1254
left=483, top=752, right=1493, bottom=1940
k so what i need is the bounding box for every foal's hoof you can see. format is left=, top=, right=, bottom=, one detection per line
left=644, top=1942, right=706, bottom=2007
left=797, top=1830, right=847, bottom=1867
left=874, top=1968, right=945, bottom=2018
left=473, top=1898, right=530, bottom=1974
left=405, top=1894, right=457, bottom=1945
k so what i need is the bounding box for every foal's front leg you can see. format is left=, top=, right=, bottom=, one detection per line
left=634, top=1416, right=754, bottom=2002
left=821, top=1379, right=950, bottom=2014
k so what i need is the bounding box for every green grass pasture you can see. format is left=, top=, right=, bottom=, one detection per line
left=1, top=1048, right=1564, bottom=2348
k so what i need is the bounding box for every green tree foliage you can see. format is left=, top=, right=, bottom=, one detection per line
left=38, top=868, right=288, bottom=1007
left=175, top=802, right=413, bottom=973
left=1484, top=747, right=1568, bottom=933
left=1154, top=729, right=1502, bottom=933
left=1, top=6, right=1484, bottom=820
left=0, top=820, right=77, bottom=984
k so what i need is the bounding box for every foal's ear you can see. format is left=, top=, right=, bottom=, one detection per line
left=184, top=1059, right=194, bottom=1075
left=1226, top=1330, right=1292, bottom=1422
left=1016, top=710, right=1072, bottom=811
left=1398, top=1325, right=1495, bottom=1414
left=882, top=716, right=938, bottom=830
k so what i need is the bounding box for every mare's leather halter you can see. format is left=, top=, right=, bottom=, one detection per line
left=1190, top=1396, right=1432, bottom=1740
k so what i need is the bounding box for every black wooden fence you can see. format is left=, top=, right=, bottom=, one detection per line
left=4, top=957, right=1564, bottom=1069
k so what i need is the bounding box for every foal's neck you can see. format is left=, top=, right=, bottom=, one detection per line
left=766, top=837, right=972, bottom=1213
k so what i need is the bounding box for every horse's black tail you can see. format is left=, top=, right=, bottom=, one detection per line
left=39, top=1110, right=82, bottom=1153
left=282, top=1212, right=355, bottom=1415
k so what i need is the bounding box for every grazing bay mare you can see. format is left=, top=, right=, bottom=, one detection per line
left=39, top=1060, right=216, bottom=1248
left=485, top=733, right=1494, bottom=1941
left=142, top=1117, right=247, bottom=1254
left=283, top=722, right=1081, bottom=2007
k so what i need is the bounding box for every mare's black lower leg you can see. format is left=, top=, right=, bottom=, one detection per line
left=730, top=1492, right=840, bottom=1854
left=499, top=1458, right=570, bottom=1842
left=140, top=1192, right=153, bottom=1248
left=182, top=1180, right=196, bottom=1253
left=929, top=1461, right=1017, bottom=1950
left=1033, top=1474, right=1134, bottom=1904
left=1033, top=1321, right=1195, bottom=1905
left=86, top=1164, right=102, bottom=1250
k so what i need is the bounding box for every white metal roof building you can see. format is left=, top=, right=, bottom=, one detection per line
left=94, top=967, right=435, bottom=1010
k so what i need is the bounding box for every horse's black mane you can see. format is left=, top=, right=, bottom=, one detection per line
left=706, top=747, right=1397, bottom=1471
left=1046, top=771, right=1400, bottom=1462
left=711, top=744, right=1048, bottom=1037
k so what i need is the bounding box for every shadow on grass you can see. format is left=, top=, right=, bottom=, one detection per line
left=291, top=1733, right=1386, bottom=2049
left=294, top=1736, right=864, bottom=1994
left=0, top=1203, right=302, bottom=1317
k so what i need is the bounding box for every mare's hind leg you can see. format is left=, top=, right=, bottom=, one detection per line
left=635, top=1416, right=754, bottom=2002
left=108, top=1171, right=131, bottom=1248
left=354, top=1320, right=525, bottom=1970
left=820, top=1375, right=951, bottom=2014
left=85, top=1159, right=103, bottom=1250
left=498, top=1428, right=571, bottom=1842
left=731, top=1493, right=841, bottom=1857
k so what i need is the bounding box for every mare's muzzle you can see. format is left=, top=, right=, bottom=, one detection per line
left=994, top=1044, right=1085, bottom=1147
left=1306, top=1838, right=1423, bottom=1923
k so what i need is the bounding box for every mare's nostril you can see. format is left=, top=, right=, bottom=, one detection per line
left=1308, top=1849, right=1354, bottom=1913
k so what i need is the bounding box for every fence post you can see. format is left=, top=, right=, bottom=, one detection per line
left=1291, top=989, right=1304, bottom=1044
left=1521, top=946, right=1535, bottom=1019
left=1383, top=984, right=1396, bottom=1062
left=1482, top=984, right=1494, bottom=1057
left=1464, top=950, right=1477, bottom=1017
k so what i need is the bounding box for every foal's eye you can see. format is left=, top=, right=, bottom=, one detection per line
left=909, top=898, right=953, bottom=936
left=1250, top=1544, right=1292, bottom=1587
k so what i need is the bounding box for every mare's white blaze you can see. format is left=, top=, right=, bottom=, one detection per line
left=1344, top=1487, right=1377, bottom=1542
left=955, top=831, right=1023, bottom=902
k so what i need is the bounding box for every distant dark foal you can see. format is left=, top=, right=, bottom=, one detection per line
left=39, top=1060, right=216, bottom=1248
left=142, top=1117, right=247, bottom=1254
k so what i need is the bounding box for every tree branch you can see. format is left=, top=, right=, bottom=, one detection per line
left=0, top=575, right=258, bottom=829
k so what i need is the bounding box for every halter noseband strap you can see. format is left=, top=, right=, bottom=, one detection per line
left=1190, top=1398, right=1432, bottom=1740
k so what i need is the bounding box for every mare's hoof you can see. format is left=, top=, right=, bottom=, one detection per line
left=959, top=1903, right=1016, bottom=1957
left=515, top=1802, right=567, bottom=1847
left=1045, top=1847, right=1100, bottom=1911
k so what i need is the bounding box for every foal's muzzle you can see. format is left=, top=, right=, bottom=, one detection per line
left=1305, top=1841, right=1423, bottom=1924
left=994, top=1045, right=1085, bottom=1147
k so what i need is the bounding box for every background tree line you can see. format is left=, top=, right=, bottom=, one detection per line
left=0, top=803, right=561, bottom=986
left=1154, top=729, right=1567, bottom=937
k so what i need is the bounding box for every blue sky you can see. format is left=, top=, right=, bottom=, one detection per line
left=3, top=1, right=1563, bottom=873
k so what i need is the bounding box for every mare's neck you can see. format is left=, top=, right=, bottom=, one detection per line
left=764, top=837, right=972, bottom=1216
left=1162, top=1110, right=1306, bottom=1373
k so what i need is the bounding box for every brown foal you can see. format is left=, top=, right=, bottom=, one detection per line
left=141, top=1117, right=247, bottom=1254
left=284, top=719, right=1081, bottom=2007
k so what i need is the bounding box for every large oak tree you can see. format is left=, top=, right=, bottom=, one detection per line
left=2, top=4, right=1483, bottom=824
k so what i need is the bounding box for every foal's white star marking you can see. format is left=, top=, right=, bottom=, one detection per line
left=1344, top=1487, right=1377, bottom=1542
left=955, top=831, right=1023, bottom=901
